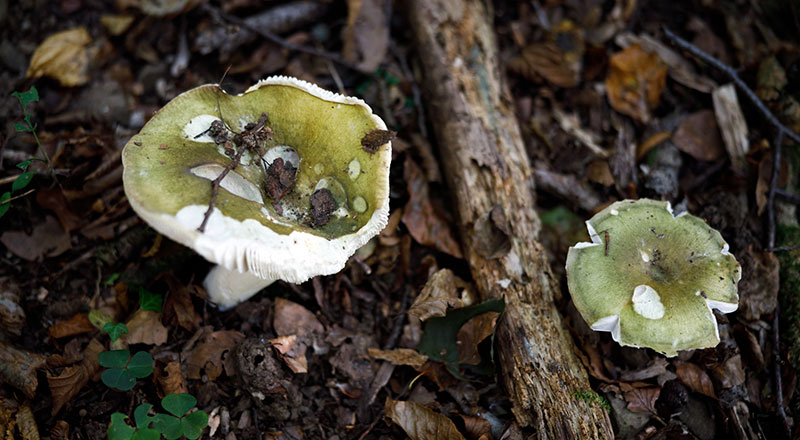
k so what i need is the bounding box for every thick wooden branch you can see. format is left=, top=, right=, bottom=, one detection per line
left=406, top=1, right=613, bottom=437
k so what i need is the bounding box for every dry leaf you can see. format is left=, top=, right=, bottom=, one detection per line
left=674, top=361, right=716, bottom=399
left=162, top=274, right=199, bottom=332
left=15, top=402, right=39, bottom=440
left=123, top=310, right=168, bottom=346
left=0, top=281, right=26, bottom=337
left=636, top=131, right=671, bottom=160
left=273, top=298, right=323, bottom=338
left=186, top=330, right=244, bottom=380
left=269, top=335, right=308, bottom=374
left=508, top=20, right=584, bottom=88
left=47, top=338, right=103, bottom=414
left=586, top=160, right=615, bottom=186
left=342, top=0, right=389, bottom=71
left=605, top=44, right=667, bottom=123
left=100, top=15, right=135, bottom=36
left=48, top=314, right=94, bottom=339
left=624, top=387, right=660, bottom=414
left=408, top=269, right=464, bottom=322
left=403, top=156, right=463, bottom=258
left=158, top=361, right=188, bottom=395
left=385, top=398, right=466, bottom=440
left=0, top=216, right=71, bottom=262
left=737, top=245, right=779, bottom=320
left=672, top=110, right=724, bottom=161
left=457, top=311, right=499, bottom=365
left=459, top=414, right=492, bottom=440
left=26, top=28, right=92, bottom=86
left=368, top=348, right=428, bottom=368
left=0, top=342, right=47, bottom=398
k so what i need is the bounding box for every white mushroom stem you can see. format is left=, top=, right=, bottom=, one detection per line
left=203, top=265, right=275, bottom=310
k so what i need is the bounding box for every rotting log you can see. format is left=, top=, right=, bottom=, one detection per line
left=406, top=1, right=614, bottom=437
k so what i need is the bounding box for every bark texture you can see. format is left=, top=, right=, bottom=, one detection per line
left=406, top=1, right=614, bottom=438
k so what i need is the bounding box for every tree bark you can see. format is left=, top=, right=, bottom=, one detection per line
left=406, top=1, right=614, bottom=438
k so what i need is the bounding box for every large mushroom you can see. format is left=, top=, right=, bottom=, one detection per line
left=566, top=199, right=741, bottom=356
left=122, top=76, right=391, bottom=308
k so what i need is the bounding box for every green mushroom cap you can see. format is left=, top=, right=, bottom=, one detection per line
left=566, top=199, right=741, bottom=357
left=122, top=76, right=390, bottom=306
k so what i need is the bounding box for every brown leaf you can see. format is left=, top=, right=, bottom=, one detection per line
left=47, top=338, right=103, bottom=414
left=26, top=28, right=93, bottom=86
left=674, top=361, right=716, bottom=399
left=636, top=131, right=672, bottom=160
left=269, top=335, right=308, bottom=374
left=508, top=20, right=584, bottom=88
left=586, top=160, right=615, bottom=186
left=459, top=414, right=492, bottom=440
left=162, top=274, right=199, bottom=332
left=368, top=348, right=428, bottom=368
left=457, top=311, right=500, bottom=365
left=273, top=298, right=323, bottom=338
left=0, top=216, right=71, bottom=262
left=158, top=361, right=188, bottom=395
left=385, top=398, right=467, bottom=440
left=672, top=110, right=724, bottom=161
left=36, top=189, right=84, bottom=233
left=624, top=387, right=660, bottom=414
left=403, top=156, right=463, bottom=258
left=343, top=0, right=389, bottom=72
left=123, top=310, right=168, bottom=346
left=186, top=330, right=244, bottom=380
left=408, top=269, right=464, bottom=322
left=737, top=245, right=779, bottom=320
left=0, top=342, right=47, bottom=398
left=48, top=313, right=94, bottom=339
left=605, top=44, right=667, bottom=123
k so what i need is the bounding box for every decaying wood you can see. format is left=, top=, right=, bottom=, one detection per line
left=712, top=84, right=750, bottom=173
left=406, top=1, right=613, bottom=438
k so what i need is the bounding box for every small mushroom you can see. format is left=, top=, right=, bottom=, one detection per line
left=566, top=199, right=741, bottom=357
left=122, top=76, right=391, bottom=308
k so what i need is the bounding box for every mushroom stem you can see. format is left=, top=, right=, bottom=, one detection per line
left=203, top=265, right=275, bottom=310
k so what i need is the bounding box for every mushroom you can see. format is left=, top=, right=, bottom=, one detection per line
left=122, top=76, right=391, bottom=308
left=565, top=199, right=741, bottom=356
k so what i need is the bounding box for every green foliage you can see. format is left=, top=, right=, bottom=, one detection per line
left=108, top=394, right=208, bottom=440
left=3, top=88, right=41, bottom=219
left=102, top=322, right=129, bottom=342
left=105, top=272, right=121, bottom=286
left=417, top=299, right=505, bottom=379
left=571, top=390, right=611, bottom=412
left=139, top=288, right=163, bottom=313
left=98, top=350, right=154, bottom=391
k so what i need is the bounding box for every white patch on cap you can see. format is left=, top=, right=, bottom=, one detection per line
left=262, top=145, right=300, bottom=168
left=632, top=285, right=665, bottom=319
left=190, top=165, right=262, bottom=204
left=640, top=250, right=650, bottom=263
left=610, top=209, right=619, bottom=215
left=183, top=114, right=222, bottom=142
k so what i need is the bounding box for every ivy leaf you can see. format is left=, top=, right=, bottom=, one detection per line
left=139, top=288, right=163, bottom=312
left=0, top=192, right=10, bottom=218
left=161, top=393, right=196, bottom=417
left=182, top=411, right=209, bottom=440
left=98, top=350, right=131, bottom=368
left=12, top=172, right=33, bottom=192
left=127, top=351, right=154, bottom=379
left=133, top=403, right=154, bottom=429
left=108, top=413, right=135, bottom=440
left=103, top=322, right=129, bottom=342
left=12, top=86, right=39, bottom=109
left=152, top=414, right=182, bottom=440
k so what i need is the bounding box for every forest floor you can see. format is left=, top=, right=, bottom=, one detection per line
left=1, top=0, right=800, bottom=439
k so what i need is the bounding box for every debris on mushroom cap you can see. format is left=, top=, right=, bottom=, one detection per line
left=122, top=76, right=391, bottom=308
left=565, top=199, right=741, bottom=357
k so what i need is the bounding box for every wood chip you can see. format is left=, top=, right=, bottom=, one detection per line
left=712, top=84, right=750, bottom=173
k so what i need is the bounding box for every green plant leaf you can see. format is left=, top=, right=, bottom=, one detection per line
left=182, top=411, right=208, bottom=439
left=12, top=86, right=39, bottom=109
left=16, top=159, right=33, bottom=171
left=12, top=172, right=33, bottom=192
left=105, top=272, right=121, bottom=286
left=103, top=322, right=129, bottom=342
left=127, top=351, right=154, bottom=379
left=13, top=123, right=30, bottom=133
left=98, top=350, right=131, bottom=368
left=417, top=299, right=505, bottom=379
left=133, top=403, right=154, bottom=429
left=152, top=414, right=182, bottom=440
left=102, top=368, right=136, bottom=391
left=108, top=413, right=135, bottom=440
left=139, top=288, right=163, bottom=312
left=0, top=192, right=10, bottom=218
left=131, top=428, right=161, bottom=440
left=161, top=393, right=196, bottom=418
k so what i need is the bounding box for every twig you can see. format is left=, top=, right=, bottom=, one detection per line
left=197, top=133, right=248, bottom=233
left=664, top=29, right=800, bottom=145
left=201, top=3, right=364, bottom=73
left=664, top=28, right=800, bottom=252
left=773, top=310, right=791, bottom=436
left=768, top=130, right=784, bottom=251
left=0, top=188, right=34, bottom=204
left=774, top=188, right=800, bottom=205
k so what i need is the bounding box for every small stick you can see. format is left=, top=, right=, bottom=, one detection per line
left=197, top=145, right=246, bottom=233
left=0, top=188, right=35, bottom=205
left=768, top=130, right=784, bottom=251
left=773, top=310, right=791, bottom=436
